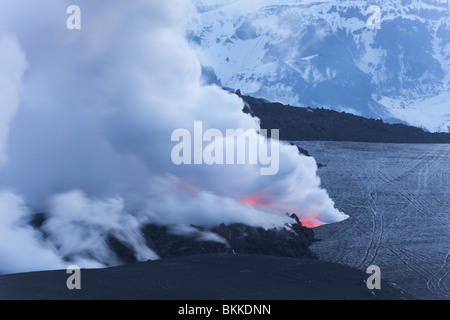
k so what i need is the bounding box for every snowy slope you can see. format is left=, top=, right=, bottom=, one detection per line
left=187, top=0, right=450, bottom=132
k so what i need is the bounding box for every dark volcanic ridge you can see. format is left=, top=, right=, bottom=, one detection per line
left=29, top=213, right=317, bottom=267
left=239, top=91, right=450, bottom=143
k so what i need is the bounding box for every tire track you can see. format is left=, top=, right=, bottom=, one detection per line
left=302, top=142, right=450, bottom=299
left=427, top=251, right=450, bottom=298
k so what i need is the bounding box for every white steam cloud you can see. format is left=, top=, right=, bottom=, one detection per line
left=0, top=0, right=347, bottom=274
left=0, top=35, right=27, bottom=168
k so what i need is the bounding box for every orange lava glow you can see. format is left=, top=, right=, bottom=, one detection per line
left=241, top=194, right=323, bottom=228
left=298, top=218, right=322, bottom=229
left=240, top=194, right=265, bottom=207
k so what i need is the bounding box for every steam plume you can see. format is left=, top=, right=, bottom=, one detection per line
left=0, top=0, right=347, bottom=273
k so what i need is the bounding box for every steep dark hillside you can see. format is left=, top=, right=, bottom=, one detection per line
left=28, top=213, right=317, bottom=266
left=140, top=216, right=316, bottom=261
left=239, top=93, right=450, bottom=143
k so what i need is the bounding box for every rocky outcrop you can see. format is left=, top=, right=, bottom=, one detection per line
left=29, top=212, right=317, bottom=266
left=139, top=217, right=317, bottom=261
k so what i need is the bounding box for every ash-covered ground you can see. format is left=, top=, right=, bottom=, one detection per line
left=0, top=254, right=408, bottom=300
left=298, top=141, right=450, bottom=300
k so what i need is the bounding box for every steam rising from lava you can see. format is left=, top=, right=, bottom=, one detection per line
left=0, top=0, right=348, bottom=274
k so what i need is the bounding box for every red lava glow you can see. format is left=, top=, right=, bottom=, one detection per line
left=240, top=194, right=265, bottom=207
left=241, top=194, right=323, bottom=228
left=298, top=218, right=322, bottom=229
left=176, top=182, right=201, bottom=196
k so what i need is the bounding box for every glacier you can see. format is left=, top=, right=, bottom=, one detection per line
left=187, top=0, right=450, bottom=132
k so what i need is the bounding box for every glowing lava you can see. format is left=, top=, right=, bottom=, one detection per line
left=241, top=194, right=322, bottom=228
left=240, top=194, right=265, bottom=207
left=297, top=218, right=321, bottom=229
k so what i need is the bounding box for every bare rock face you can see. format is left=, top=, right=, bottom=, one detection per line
left=29, top=211, right=317, bottom=266
left=139, top=218, right=317, bottom=261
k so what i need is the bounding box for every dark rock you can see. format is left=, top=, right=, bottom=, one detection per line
left=27, top=211, right=318, bottom=265
left=106, top=234, right=138, bottom=265
left=290, top=142, right=325, bottom=168
left=240, top=94, right=450, bottom=143
left=290, top=142, right=311, bottom=157
left=29, top=213, right=51, bottom=239
left=141, top=224, right=229, bottom=258
left=29, top=213, right=47, bottom=229
left=140, top=218, right=317, bottom=260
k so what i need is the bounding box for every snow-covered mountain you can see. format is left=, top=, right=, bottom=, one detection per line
left=187, top=0, right=450, bottom=132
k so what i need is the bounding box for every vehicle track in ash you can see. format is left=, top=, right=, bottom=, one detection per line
left=299, top=142, right=450, bottom=299
left=376, top=146, right=450, bottom=297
